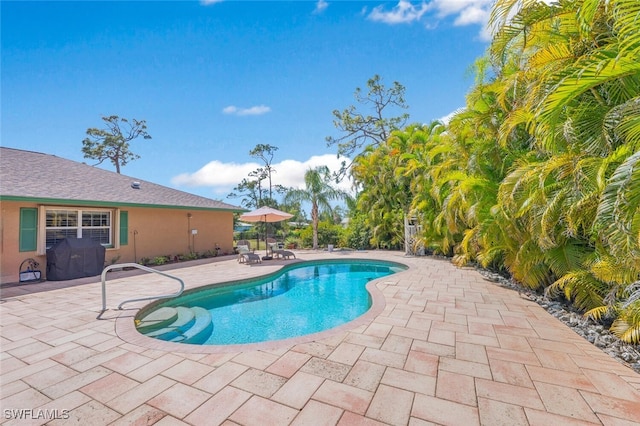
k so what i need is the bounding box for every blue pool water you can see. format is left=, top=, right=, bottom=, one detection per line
left=137, top=259, right=406, bottom=345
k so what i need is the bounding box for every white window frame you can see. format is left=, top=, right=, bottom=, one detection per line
left=38, top=206, right=120, bottom=254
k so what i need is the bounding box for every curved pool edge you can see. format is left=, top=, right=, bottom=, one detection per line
left=114, top=258, right=407, bottom=354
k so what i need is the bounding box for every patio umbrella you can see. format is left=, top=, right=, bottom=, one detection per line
left=239, top=206, right=293, bottom=258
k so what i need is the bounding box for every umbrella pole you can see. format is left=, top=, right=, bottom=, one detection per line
left=263, top=215, right=271, bottom=259
left=256, top=229, right=259, bottom=255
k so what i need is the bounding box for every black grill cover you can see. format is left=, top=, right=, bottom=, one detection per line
left=46, top=238, right=106, bottom=281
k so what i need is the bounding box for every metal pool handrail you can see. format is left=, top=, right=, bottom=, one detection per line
left=101, top=263, right=185, bottom=311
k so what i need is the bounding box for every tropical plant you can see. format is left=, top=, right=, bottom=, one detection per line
left=350, top=125, right=417, bottom=249
left=487, top=0, right=640, bottom=322
left=340, top=212, right=373, bottom=250
left=343, top=0, right=640, bottom=343
left=299, top=221, right=343, bottom=249
left=284, top=166, right=347, bottom=249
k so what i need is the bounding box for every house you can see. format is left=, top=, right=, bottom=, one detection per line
left=0, top=147, right=244, bottom=284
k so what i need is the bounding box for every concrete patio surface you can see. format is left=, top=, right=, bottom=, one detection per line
left=1, top=251, right=639, bottom=425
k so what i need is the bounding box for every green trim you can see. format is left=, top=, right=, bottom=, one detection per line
left=120, top=211, right=129, bottom=245
left=0, top=195, right=246, bottom=213
left=19, top=208, right=38, bottom=252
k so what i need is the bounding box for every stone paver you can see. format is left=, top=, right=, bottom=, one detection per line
left=2, top=251, right=640, bottom=425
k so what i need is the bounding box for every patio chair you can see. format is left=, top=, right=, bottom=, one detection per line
left=237, top=240, right=261, bottom=264
left=266, top=238, right=296, bottom=260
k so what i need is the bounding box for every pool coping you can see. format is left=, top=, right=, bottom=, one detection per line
left=114, top=261, right=404, bottom=354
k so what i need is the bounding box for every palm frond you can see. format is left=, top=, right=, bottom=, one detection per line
left=544, top=241, right=592, bottom=278
left=576, top=0, right=600, bottom=37
left=613, top=96, right=640, bottom=150
left=610, top=300, right=640, bottom=344
left=510, top=239, right=550, bottom=289
left=585, top=305, right=614, bottom=322
left=596, top=150, right=640, bottom=265
left=540, top=52, right=640, bottom=125
left=589, top=256, right=639, bottom=286
left=545, top=270, right=607, bottom=311
left=612, top=0, right=640, bottom=58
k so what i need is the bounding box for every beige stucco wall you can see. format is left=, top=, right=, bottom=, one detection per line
left=1, top=201, right=41, bottom=284
left=121, top=206, right=234, bottom=264
left=0, top=201, right=235, bottom=284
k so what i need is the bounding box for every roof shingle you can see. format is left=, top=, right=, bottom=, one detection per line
left=0, top=147, right=242, bottom=211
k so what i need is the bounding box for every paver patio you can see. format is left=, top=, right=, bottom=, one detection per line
left=1, top=251, right=639, bottom=425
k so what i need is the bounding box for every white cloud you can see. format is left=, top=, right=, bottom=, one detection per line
left=200, top=0, right=224, bottom=5
left=172, top=160, right=260, bottom=189
left=222, top=105, right=271, bottom=116
left=453, top=5, right=489, bottom=26
left=428, top=0, right=492, bottom=39
left=477, top=23, right=493, bottom=41
left=366, top=0, right=501, bottom=40
left=438, top=108, right=465, bottom=124
left=314, top=0, right=329, bottom=14
left=368, top=0, right=429, bottom=24
left=430, top=0, right=555, bottom=40
left=429, top=0, right=492, bottom=17
left=171, top=154, right=353, bottom=197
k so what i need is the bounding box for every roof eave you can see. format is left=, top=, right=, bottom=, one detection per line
left=0, top=195, right=246, bottom=213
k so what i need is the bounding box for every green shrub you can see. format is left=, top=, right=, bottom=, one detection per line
left=153, top=256, right=168, bottom=265
left=299, top=221, right=344, bottom=248
left=342, top=214, right=373, bottom=249
left=284, top=237, right=301, bottom=249
left=185, top=252, right=199, bottom=260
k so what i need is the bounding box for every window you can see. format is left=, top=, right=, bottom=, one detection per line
left=45, top=208, right=113, bottom=249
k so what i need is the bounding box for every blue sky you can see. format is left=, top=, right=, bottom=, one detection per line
left=2, top=0, right=491, bottom=203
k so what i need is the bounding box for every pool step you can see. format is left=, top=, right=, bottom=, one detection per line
left=137, top=306, right=213, bottom=344
left=170, top=307, right=213, bottom=344
left=136, top=307, right=179, bottom=333
left=144, top=307, right=195, bottom=341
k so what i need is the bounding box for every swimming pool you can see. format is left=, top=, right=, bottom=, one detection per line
left=135, top=259, right=406, bottom=345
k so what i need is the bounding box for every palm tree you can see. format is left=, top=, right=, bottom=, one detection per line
left=284, top=166, right=347, bottom=250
